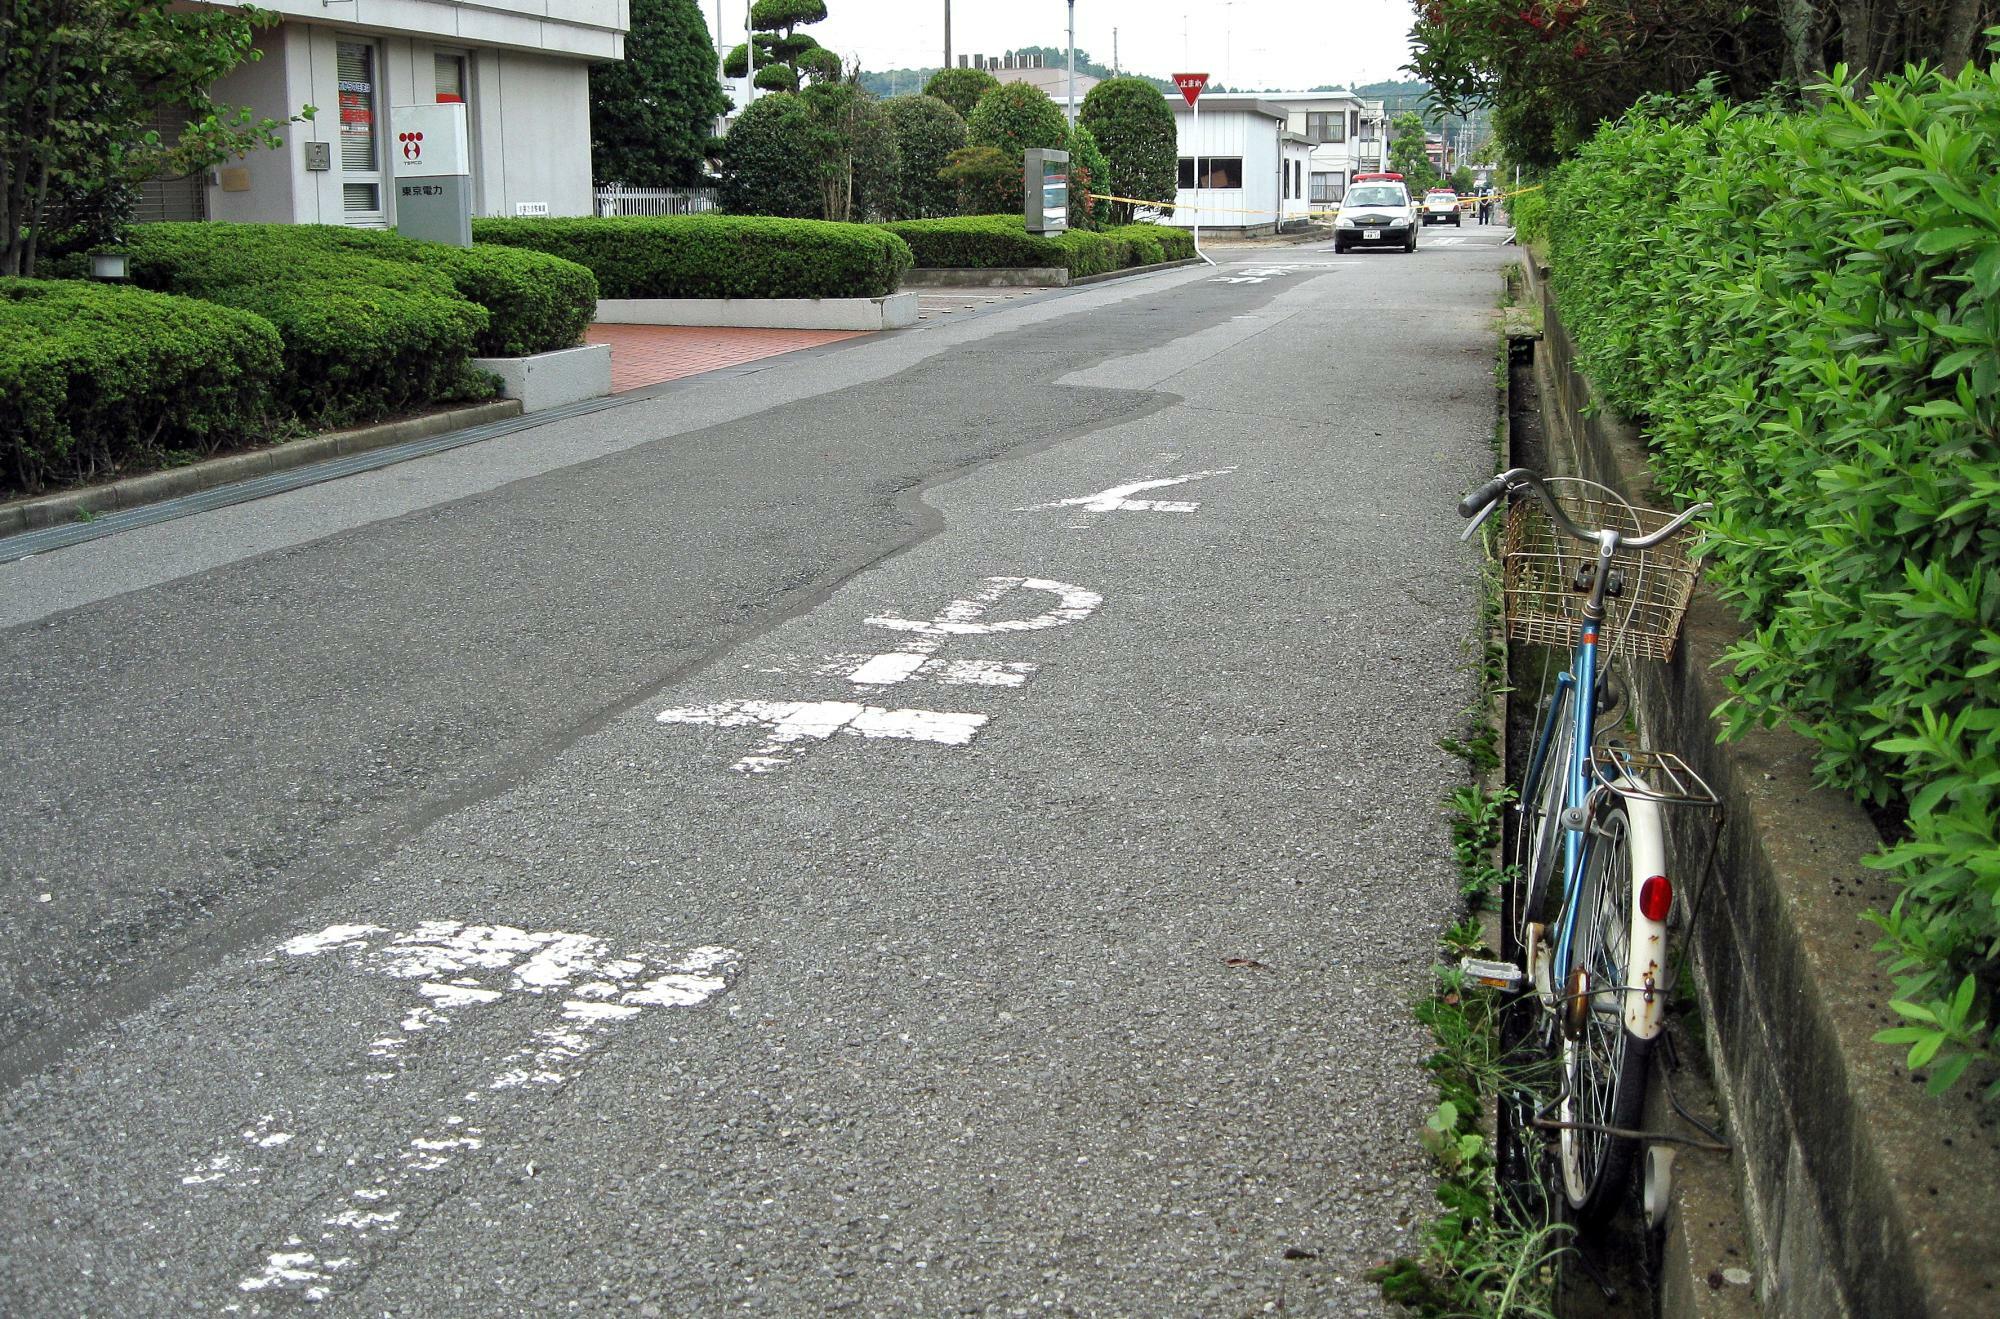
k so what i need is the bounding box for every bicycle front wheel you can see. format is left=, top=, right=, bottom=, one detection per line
left=1558, top=803, right=1653, bottom=1221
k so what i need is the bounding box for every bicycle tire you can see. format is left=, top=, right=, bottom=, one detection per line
left=1558, top=804, right=1653, bottom=1220
left=1513, top=681, right=1573, bottom=959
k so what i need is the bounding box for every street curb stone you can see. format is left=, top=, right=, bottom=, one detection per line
left=0, top=400, right=524, bottom=536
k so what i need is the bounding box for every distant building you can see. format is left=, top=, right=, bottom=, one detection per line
left=1166, top=95, right=1312, bottom=235
left=144, top=0, right=628, bottom=228
left=1256, top=90, right=1388, bottom=207
left=958, top=53, right=1101, bottom=112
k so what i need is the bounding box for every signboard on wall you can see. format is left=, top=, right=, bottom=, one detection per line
left=389, top=103, right=469, bottom=180
left=1023, top=148, right=1069, bottom=235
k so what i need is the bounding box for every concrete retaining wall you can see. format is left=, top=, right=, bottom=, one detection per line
left=1525, top=258, right=2000, bottom=1317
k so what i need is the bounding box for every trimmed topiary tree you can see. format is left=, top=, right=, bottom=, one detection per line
left=923, top=66, right=1000, bottom=118
left=1079, top=77, right=1178, bottom=224
left=717, top=92, right=823, bottom=217
left=724, top=0, right=837, bottom=93
left=882, top=95, right=966, bottom=219
left=966, top=81, right=1069, bottom=159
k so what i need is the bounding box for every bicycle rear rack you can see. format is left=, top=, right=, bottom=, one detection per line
left=1589, top=745, right=1721, bottom=810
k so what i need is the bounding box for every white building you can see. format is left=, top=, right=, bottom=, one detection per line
left=1256, top=90, right=1390, bottom=208
left=1166, top=96, right=1312, bottom=235
left=148, top=0, right=629, bottom=229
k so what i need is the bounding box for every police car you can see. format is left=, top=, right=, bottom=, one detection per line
left=1332, top=172, right=1418, bottom=253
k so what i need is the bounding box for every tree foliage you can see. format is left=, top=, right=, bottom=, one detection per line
left=1409, top=0, right=1999, bottom=166
left=724, top=0, right=837, bottom=95
left=589, top=0, right=728, bottom=187
left=716, top=92, right=822, bottom=217
left=938, top=145, right=1017, bottom=216
left=799, top=80, right=899, bottom=222
left=965, top=81, right=1068, bottom=157
left=1388, top=111, right=1439, bottom=193
left=882, top=94, right=965, bottom=219
left=1079, top=76, right=1177, bottom=222
left=0, top=0, right=306, bottom=276
left=1066, top=121, right=1110, bottom=229
left=922, top=66, right=1000, bottom=118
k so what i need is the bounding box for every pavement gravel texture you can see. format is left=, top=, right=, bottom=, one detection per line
left=2, top=236, right=1514, bottom=1314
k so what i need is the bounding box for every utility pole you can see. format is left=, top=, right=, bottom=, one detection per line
left=944, top=0, right=952, bottom=73
left=1113, top=28, right=1119, bottom=76
left=1066, top=0, right=1077, bottom=125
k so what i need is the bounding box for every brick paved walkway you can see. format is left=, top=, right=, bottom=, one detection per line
left=584, top=324, right=869, bottom=393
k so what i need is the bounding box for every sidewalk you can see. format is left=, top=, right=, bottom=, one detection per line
left=584, top=324, right=869, bottom=393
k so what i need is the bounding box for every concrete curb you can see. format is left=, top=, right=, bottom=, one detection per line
left=0, top=400, right=523, bottom=536
left=1068, top=257, right=1207, bottom=286
left=472, top=343, right=612, bottom=414
left=901, top=267, right=1071, bottom=288
left=596, top=292, right=919, bottom=331
left=1525, top=256, right=1999, bottom=1317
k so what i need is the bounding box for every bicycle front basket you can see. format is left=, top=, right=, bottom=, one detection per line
left=1499, top=493, right=1701, bottom=662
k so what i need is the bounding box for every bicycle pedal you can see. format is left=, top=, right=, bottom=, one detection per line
left=1459, top=957, right=1526, bottom=992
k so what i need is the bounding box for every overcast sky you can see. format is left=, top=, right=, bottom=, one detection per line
left=704, top=1, right=1421, bottom=91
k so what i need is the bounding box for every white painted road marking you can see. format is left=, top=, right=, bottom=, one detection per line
left=1211, top=276, right=1268, bottom=284
left=660, top=577, right=1101, bottom=773
left=195, top=924, right=738, bottom=1303
left=658, top=699, right=987, bottom=774
left=864, top=576, right=1102, bottom=635
left=1431, top=236, right=1466, bottom=246
left=1027, top=468, right=1238, bottom=515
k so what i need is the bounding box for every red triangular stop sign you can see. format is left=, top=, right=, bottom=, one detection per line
left=1173, top=72, right=1209, bottom=106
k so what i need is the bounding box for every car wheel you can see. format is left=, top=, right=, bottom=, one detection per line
left=1334, top=236, right=1349, bottom=253
left=1406, top=233, right=1418, bottom=252
left=1453, top=215, right=1462, bottom=226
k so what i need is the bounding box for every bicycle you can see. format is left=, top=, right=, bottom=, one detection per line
left=1455, top=467, right=1721, bottom=1222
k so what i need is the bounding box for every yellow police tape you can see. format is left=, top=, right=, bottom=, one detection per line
left=1085, top=183, right=1541, bottom=222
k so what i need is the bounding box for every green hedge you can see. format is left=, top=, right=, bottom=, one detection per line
left=1543, top=66, right=2000, bottom=1096
left=0, top=278, right=281, bottom=494
left=471, top=215, right=913, bottom=299
left=121, top=224, right=488, bottom=425
left=879, top=215, right=1192, bottom=276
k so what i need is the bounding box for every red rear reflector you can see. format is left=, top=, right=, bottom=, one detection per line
left=1639, top=875, right=1673, bottom=922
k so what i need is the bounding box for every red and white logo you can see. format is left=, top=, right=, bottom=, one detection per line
left=1172, top=72, right=1209, bottom=106
left=399, top=130, right=425, bottom=162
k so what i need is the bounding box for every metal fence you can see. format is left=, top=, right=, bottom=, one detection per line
left=592, top=186, right=719, bottom=218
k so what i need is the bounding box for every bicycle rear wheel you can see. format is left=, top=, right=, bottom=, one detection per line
left=1558, top=804, right=1653, bottom=1221
left=1512, top=678, right=1573, bottom=960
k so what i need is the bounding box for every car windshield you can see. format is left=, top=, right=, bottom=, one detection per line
left=1427, top=192, right=1456, bottom=201
left=1346, top=186, right=1405, bottom=207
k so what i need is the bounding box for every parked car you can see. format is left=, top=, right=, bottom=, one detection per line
left=1333, top=181, right=1419, bottom=253
left=1422, top=189, right=1463, bottom=226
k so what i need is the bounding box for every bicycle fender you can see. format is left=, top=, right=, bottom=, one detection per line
left=1622, top=793, right=1671, bottom=1040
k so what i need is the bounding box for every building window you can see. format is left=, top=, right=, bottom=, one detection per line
left=1305, top=111, right=1347, bottom=144
left=337, top=41, right=384, bottom=225
left=1310, top=171, right=1344, bottom=204
left=435, top=52, right=466, bottom=104
left=1177, top=157, right=1244, bottom=189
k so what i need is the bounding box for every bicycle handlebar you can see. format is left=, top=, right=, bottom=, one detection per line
left=1458, top=467, right=1711, bottom=549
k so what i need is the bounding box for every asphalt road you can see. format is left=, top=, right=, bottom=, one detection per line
left=1, top=229, right=1516, bottom=1314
